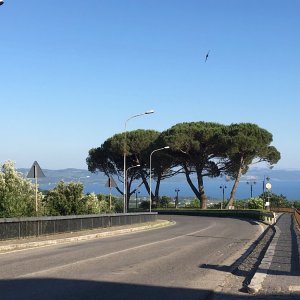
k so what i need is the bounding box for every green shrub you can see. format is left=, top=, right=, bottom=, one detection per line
left=140, top=200, right=150, bottom=209
left=81, top=193, right=100, bottom=214
left=248, top=197, right=264, bottom=209
left=186, top=198, right=200, bottom=208
left=0, top=161, right=39, bottom=217
left=98, top=199, right=110, bottom=213
left=43, top=181, right=85, bottom=216
left=158, top=196, right=172, bottom=208
left=260, top=192, right=291, bottom=208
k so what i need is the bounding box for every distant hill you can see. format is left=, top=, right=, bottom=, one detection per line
left=18, top=167, right=107, bottom=188
left=18, top=167, right=300, bottom=200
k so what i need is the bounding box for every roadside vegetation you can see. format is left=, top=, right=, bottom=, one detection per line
left=0, top=160, right=298, bottom=218
left=140, top=193, right=300, bottom=211
left=0, top=161, right=122, bottom=218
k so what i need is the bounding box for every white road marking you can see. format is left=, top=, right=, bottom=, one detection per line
left=18, top=224, right=215, bottom=278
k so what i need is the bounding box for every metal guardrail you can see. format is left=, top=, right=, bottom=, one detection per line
left=271, top=207, right=294, bottom=213
left=295, top=209, right=300, bottom=226
left=271, top=207, right=300, bottom=227
left=0, top=213, right=157, bottom=241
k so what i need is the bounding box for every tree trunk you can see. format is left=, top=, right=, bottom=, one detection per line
left=199, top=186, right=208, bottom=209
left=184, top=166, right=201, bottom=198
left=197, top=169, right=208, bottom=209
left=126, top=177, right=135, bottom=212
left=154, top=175, right=161, bottom=207
left=140, top=171, right=150, bottom=196
left=183, top=165, right=208, bottom=209
left=226, top=159, right=244, bottom=209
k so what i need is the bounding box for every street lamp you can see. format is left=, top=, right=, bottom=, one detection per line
left=0, top=1, right=4, bottom=6
left=123, top=110, right=154, bottom=213
left=247, top=181, right=256, bottom=198
left=124, top=164, right=140, bottom=213
left=262, top=166, right=274, bottom=193
left=149, top=146, right=170, bottom=212
left=175, top=188, right=180, bottom=209
left=219, top=185, right=227, bottom=209
left=265, top=181, right=272, bottom=211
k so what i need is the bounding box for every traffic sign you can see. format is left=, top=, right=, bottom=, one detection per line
left=27, top=161, right=45, bottom=214
left=27, top=161, right=45, bottom=178
left=105, top=176, right=117, bottom=188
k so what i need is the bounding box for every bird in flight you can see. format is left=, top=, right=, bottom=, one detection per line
left=205, top=50, right=210, bottom=62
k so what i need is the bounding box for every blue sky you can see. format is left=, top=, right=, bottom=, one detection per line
left=1, top=1, right=299, bottom=170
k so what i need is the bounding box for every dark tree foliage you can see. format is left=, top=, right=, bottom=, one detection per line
left=86, top=129, right=173, bottom=210
left=87, top=121, right=280, bottom=210
left=161, top=122, right=226, bottom=209
left=221, top=123, right=281, bottom=208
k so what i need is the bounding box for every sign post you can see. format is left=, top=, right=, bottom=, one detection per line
left=105, top=176, right=117, bottom=209
left=27, top=161, right=45, bottom=213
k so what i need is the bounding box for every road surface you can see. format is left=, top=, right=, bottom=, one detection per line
left=0, top=215, right=263, bottom=300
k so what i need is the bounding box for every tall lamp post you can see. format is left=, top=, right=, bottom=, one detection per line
left=0, top=1, right=4, bottom=6
left=247, top=181, right=256, bottom=198
left=123, top=110, right=154, bottom=213
left=149, top=146, right=170, bottom=212
left=124, top=164, right=140, bottom=213
left=219, top=185, right=227, bottom=209
left=262, top=176, right=270, bottom=194
left=262, top=166, right=274, bottom=193
left=265, top=181, right=272, bottom=211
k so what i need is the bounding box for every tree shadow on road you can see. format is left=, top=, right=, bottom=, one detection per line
left=0, top=278, right=296, bottom=300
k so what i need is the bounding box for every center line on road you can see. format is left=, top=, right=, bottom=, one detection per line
left=18, top=224, right=215, bottom=279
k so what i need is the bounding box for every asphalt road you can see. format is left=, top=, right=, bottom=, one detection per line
left=0, top=215, right=264, bottom=300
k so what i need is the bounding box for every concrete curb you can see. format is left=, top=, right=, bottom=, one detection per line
left=204, top=220, right=271, bottom=300
left=228, top=222, right=269, bottom=274
left=0, top=220, right=174, bottom=253
left=247, top=214, right=282, bottom=294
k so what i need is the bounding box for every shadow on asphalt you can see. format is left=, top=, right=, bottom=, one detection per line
left=199, top=226, right=275, bottom=273
left=0, top=278, right=296, bottom=300
left=200, top=263, right=300, bottom=278
left=291, top=217, right=300, bottom=274
left=0, top=278, right=209, bottom=300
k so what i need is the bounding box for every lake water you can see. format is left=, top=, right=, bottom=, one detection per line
left=33, top=167, right=300, bottom=201
left=81, top=179, right=300, bottom=201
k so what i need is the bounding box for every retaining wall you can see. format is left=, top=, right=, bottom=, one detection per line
left=0, top=213, right=157, bottom=240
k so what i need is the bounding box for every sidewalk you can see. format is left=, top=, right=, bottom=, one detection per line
left=249, top=213, right=300, bottom=297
